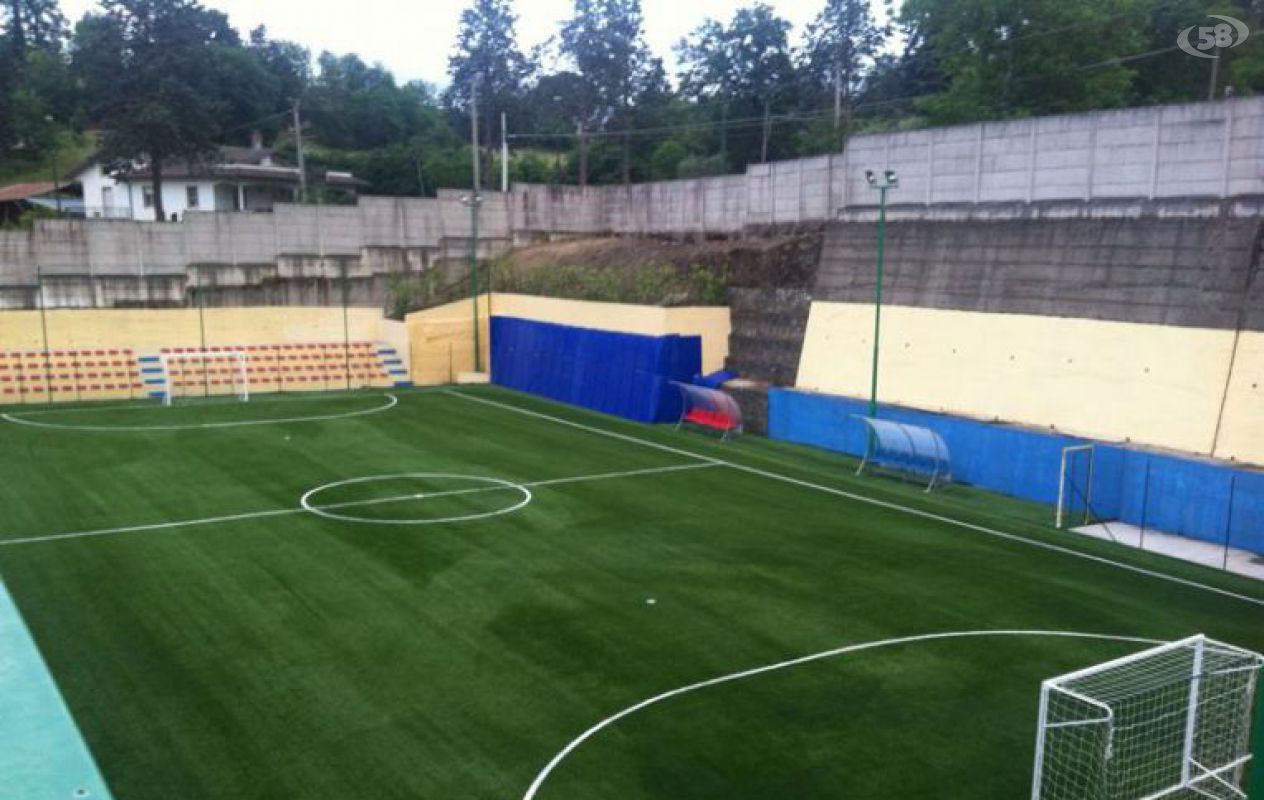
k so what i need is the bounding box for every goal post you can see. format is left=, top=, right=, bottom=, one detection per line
left=1056, top=444, right=1096, bottom=529
left=159, top=351, right=249, bottom=406
left=1031, top=634, right=1263, bottom=800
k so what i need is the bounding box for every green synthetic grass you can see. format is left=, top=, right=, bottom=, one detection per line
left=0, top=386, right=1261, bottom=800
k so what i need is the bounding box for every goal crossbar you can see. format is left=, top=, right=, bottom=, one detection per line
left=1056, top=444, right=1095, bottom=529
left=159, top=351, right=250, bottom=406
left=1031, top=634, right=1264, bottom=800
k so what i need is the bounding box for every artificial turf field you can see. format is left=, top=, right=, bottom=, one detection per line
left=1, top=385, right=1262, bottom=799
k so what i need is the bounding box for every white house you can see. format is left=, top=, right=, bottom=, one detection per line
left=72, top=136, right=363, bottom=222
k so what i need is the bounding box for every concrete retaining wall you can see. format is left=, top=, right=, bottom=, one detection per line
left=3, top=97, right=1259, bottom=309
left=510, top=97, right=1264, bottom=235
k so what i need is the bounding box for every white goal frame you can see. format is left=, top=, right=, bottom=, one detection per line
left=1056, top=444, right=1095, bottom=529
left=1031, top=634, right=1263, bottom=800
left=159, top=351, right=250, bottom=406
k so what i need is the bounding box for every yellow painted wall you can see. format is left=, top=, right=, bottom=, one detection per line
left=0, top=307, right=407, bottom=404
left=1215, top=331, right=1264, bottom=464
left=405, top=296, right=491, bottom=386
left=490, top=294, right=731, bottom=373
left=404, top=294, right=731, bottom=387
left=796, top=301, right=1262, bottom=464
left=0, top=307, right=387, bottom=351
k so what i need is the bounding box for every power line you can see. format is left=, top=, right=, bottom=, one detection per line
left=506, top=35, right=1206, bottom=146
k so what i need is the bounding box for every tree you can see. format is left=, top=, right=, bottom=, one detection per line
left=0, top=0, right=69, bottom=162
left=445, top=0, right=530, bottom=189
left=678, top=4, right=798, bottom=166
left=560, top=0, right=655, bottom=183
left=306, top=52, right=425, bottom=150
left=3, top=0, right=66, bottom=53
left=248, top=25, right=309, bottom=120
left=799, top=0, right=888, bottom=144
left=93, top=0, right=242, bottom=222
left=899, top=0, right=1147, bottom=124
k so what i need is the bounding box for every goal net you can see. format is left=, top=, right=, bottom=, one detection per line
left=159, top=351, right=249, bottom=406
left=1031, top=634, right=1263, bottom=800
left=1056, top=444, right=1098, bottom=529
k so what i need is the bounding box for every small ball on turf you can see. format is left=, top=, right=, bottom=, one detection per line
left=646, top=598, right=656, bottom=605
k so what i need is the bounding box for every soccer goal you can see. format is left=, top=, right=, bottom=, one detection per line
left=1031, top=634, right=1263, bottom=800
left=159, top=351, right=249, bottom=406
left=672, top=382, right=743, bottom=439
left=853, top=415, right=952, bottom=491
left=1056, top=444, right=1096, bottom=529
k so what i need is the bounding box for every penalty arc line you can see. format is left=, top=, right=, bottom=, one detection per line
left=0, top=393, right=400, bottom=432
left=521, top=629, right=1167, bottom=800
left=443, top=390, right=1264, bottom=610
left=0, top=462, right=718, bottom=547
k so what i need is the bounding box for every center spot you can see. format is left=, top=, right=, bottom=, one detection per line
left=299, top=473, right=532, bottom=526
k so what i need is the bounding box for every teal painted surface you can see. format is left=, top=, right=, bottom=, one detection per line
left=0, top=581, right=113, bottom=800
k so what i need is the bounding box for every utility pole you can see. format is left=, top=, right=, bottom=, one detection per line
left=45, top=116, right=62, bottom=214
left=833, top=64, right=842, bottom=132
left=292, top=98, right=307, bottom=202
left=1207, top=47, right=1222, bottom=100
left=501, top=111, right=509, bottom=193
left=577, top=120, right=589, bottom=188
left=863, top=170, right=898, bottom=435
left=720, top=102, right=729, bottom=161
left=761, top=97, right=772, bottom=163
left=468, top=77, right=483, bottom=373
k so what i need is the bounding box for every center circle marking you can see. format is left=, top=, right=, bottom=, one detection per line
left=299, top=473, right=532, bottom=525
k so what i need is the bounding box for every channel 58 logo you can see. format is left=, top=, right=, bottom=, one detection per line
left=1178, top=15, right=1250, bottom=58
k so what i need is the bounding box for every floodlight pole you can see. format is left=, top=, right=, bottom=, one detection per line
left=35, top=265, right=52, bottom=403
left=468, top=76, right=483, bottom=373
left=866, top=171, right=897, bottom=422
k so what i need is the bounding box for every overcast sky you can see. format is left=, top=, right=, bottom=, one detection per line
left=57, top=0, right=899, bottom=87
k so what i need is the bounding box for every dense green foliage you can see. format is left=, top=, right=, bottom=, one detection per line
left=0, top=386, right=1260, bottom=798
left=492, top=260, right=729, bottom=305
left=1, top=0, right=1263, bottom=194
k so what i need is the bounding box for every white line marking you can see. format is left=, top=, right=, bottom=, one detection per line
left=0, top=463, right=717, bottom=547
left=443, top=390, right=723, bottom=467
left=444, top=391, right=1264, bottom=609
left=521, top=629, right=1165, bottom=800
left=1, top=393, right=399, bottom=432
left=0, top=508, right=304, bottom=547
left=301, top=473, right=534, bottom=526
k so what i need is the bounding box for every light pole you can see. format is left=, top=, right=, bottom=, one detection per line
left=864, top=169, right=898, bottom=424
left=466, top=74, right=485, bottom=374
left=462, top=192, right=484, bottom=373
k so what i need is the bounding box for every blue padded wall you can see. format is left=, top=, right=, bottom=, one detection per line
left=769, top=388, right=1264, bottom=554
left=490, top=316, right=701, bottom=424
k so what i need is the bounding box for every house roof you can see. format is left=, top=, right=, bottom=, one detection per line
left=0, top=182, right=63, bottom=203
left=75, top=145, right=365, bottom=188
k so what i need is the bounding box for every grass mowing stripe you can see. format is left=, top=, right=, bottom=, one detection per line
left=522, top=630, right=1167, bottom=800
left=444, top=389, right=1264, bottom=610
left=0, top=462, right=718, bottom=547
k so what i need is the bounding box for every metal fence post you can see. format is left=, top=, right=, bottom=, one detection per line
left=1222, top=474, right=1236, bottom=572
